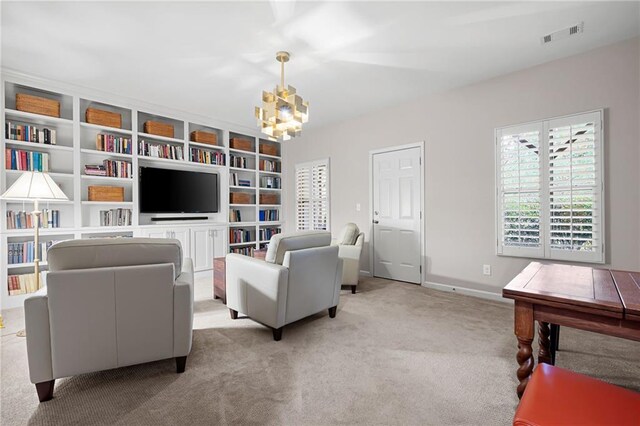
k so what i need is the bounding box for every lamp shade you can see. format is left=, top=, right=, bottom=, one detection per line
left=1, top=171, right=68, bottom=201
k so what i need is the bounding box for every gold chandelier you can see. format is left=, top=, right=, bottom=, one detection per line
left=255, top=51, right=309, bottom=141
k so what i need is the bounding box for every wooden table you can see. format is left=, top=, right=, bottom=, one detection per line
left=503, top=262, right=640, bottom=398
left=213, top=249, right=267, bottom=303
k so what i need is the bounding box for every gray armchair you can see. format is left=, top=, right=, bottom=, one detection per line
left=24, top=238, right=194, bottom=402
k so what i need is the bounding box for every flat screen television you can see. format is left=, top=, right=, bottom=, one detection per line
left=139, top=167, right=218, bottom=213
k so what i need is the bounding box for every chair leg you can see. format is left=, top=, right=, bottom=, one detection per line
left=229, top=309, right=238, bottom=320
left=176, top=356, right=187, bottom=373
left=35, top=380, right=55, bottom=402
left=272, top=327, right=283, bottom=341
left=351, top=285, right=356, bottom=294
left=328, top=306, right=337, bottom=318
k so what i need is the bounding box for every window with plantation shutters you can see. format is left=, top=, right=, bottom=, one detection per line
left=496, top=110, right=604, bottom=263
left=296, top=159, right=330, bottom=231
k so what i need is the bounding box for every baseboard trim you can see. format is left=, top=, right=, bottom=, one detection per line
left=422, top=281, right=512, bottom=304
left=359, top=270, right=372, bottom=277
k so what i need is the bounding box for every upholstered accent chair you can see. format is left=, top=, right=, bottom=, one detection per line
left=24, top=238, right=194, bottom=402
left=226, top=230, right=342, bottom=341
left=333, top=223, right=364, bottom=294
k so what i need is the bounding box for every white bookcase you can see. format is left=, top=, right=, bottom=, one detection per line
left=0, top=73, right=284, bottom=309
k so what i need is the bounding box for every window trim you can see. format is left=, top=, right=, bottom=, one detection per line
left=295, top=158, right=331, bottom=231
left=495, top=109, right=605, bottom=263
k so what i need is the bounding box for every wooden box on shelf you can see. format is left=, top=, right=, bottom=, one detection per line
left=144, top=121, right=174, bottom=138
left=259, top=143, right=279, bottom=156
left=260, top=193, right=279, bottom=205
left=16, top=93, right=60, bottom=118
left=88, top=186, right=125, bottom=202
left=190, top=131, right=217, bottom=146
left=230, top=138, right=253, bottom=152
left=86, top=108, right=122, bottom=129
left=230, top=192, right=252, bottom=204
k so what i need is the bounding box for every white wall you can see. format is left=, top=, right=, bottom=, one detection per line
left=283, top=37, right=640, bottom=295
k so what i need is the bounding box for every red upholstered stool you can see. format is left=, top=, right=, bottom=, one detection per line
left=514, top=364, right=640, bottom=426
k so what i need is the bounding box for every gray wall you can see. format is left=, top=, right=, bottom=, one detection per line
left=283, top=37, right=640, bottom=295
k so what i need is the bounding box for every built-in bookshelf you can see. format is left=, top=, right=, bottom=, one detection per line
left=1, top=74, right=285, bottom=309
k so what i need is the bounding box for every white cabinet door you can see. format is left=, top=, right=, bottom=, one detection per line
left=191, top=227, right=213, bottom=272
left=171, top=228, right=190, bottom=259
left=141, top=228, right=170, bottom=239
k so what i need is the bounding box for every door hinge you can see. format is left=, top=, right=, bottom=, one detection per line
left=419, top=157, right=422, bottom=165
left=420, top=265, right=422, bottom=274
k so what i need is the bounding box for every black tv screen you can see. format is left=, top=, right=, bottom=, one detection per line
left=139, top=167, right=218, bottom=213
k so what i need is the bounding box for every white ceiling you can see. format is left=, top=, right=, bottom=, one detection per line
left=2, top=1, right=639, bottom=130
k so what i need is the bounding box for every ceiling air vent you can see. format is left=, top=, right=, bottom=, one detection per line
left=541, top=22, right=584, bottom=45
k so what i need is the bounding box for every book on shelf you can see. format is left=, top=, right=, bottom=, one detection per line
left=5, top=148, right=50, bottom=171
left=230, top=155, right=250, bottom=169
left=229, top=209, right=242, bottom=222
left=260, top=176, right=281, bottom=189
left=259, top=159, right=280, bottom=173
left=138, top=139, right=184, bottom=160
left=7, top=272, right=45, bottom=295
left=190, top=148, right=225, bottom=165
left=96, top=134, right=131, bottom=154
left=230, top=173, right=252, bottom=187
left=229, top=228, right=253, bottom=244
left=259, top=227, right=281, bottom=241
left=8, top=240, right=58, bottom=264
left=230, top=246, right=255, bottom=256
left=84, top=159, right=132, bottom=178
left=5, top=122, right=57, bottom=144
left=99, top=208, right=132, bottom=227
left=6, top=209, right=60, bottom=229
left=259, top=209, right=279, bottom=222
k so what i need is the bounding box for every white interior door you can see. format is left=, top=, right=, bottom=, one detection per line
left=372, top=146, right=422, bottom=284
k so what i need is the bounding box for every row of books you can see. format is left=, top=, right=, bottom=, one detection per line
left=85, top=160, right=132, bottom=178
left=260, top=176, right=281, bottom=189
left=7, top=241, right=57, bottom=264
left=96, top=134, right=132, bottom=154
left=230, top=246, right=256, bottom=256
left=7, top=272, right=44, bottom=295
left=5, top=148, right=50, bottom=171
left=230, top=228, right=254, bottom=244
left=259, top=159, right=280, bottom=173
left=259, top=227, right=281, bottom=241
left=99, top=208, right=132, bottom=227
left=138, top=140, right=184, bottom=160
left=230, top=155, right=252, bottom=169
left=5, top=122, right=58, bottom=144
left=229, top=209, right=243, bottom=222
left=230, top=173, right=252, bottom=187
left=259, top=209, right=279, bottom=222
left=6, top=209, right=61, bottom=229
left=190, top=148, right=225, bottom=165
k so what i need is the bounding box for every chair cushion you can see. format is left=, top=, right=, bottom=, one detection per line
left=265, top=231, right=331, bottom=265
left=514, top=363, right=640, bottom=426
left=47, top=238, right=183, bottom=279
left=337, top=223, right=360, bottom=245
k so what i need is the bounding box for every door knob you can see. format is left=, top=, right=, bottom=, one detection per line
left=373, top=220, right=379, bottom=224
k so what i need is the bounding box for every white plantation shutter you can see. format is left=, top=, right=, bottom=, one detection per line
left=496, top=110, right=604, bottom=263
left=497, top=123, right=544, bottom=258
left=296, top=159, right=330, bottom=231
left=546, top=112, right=603, bottom=262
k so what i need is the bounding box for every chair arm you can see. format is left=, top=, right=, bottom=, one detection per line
left=174, top=258, right=194, bottom=357
left=338, top=244, right=362, bottom=261
left=24, top=288, right=53, bottom=384
left=226, top=254, right=289, bottom=329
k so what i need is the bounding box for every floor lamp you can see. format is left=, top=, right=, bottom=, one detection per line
left=1, top=171, right=68, bottom=335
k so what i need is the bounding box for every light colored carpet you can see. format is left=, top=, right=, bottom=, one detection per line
left=1, top=274, right=639, bottom=425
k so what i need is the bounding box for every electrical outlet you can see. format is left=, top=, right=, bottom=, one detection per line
left=356, top=203, right=361, bottom=212
left=483, top=264, right=491, bottom=276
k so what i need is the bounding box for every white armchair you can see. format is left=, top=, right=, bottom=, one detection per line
left=333, top=223, right=365, bottom=294
left=24, top=238, right=194, bottom=402
left=226, top=231, right=342, bottom=341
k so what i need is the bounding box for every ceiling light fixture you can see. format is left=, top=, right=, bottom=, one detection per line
left=255, top=51, right=309, bottom=141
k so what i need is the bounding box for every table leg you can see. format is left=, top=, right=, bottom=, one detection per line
left=515, top=301, right=535, bottom=399
left=549, top=324, right=560, bottom=364
left=538, top=321, right=552, bottom=365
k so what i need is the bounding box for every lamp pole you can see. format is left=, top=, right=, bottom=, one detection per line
left=32, top=199, right=41, bottom=288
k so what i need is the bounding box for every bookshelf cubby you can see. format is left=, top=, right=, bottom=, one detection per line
left=1, top=75, right=284, bottom=309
